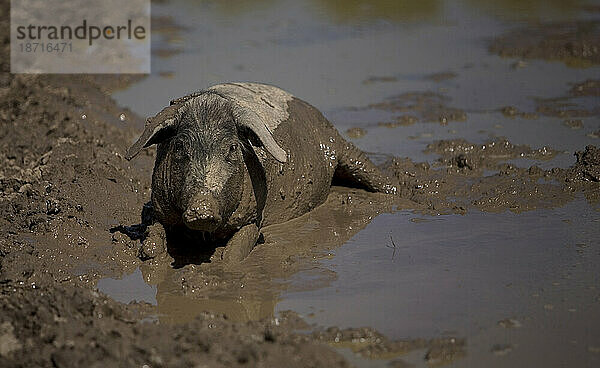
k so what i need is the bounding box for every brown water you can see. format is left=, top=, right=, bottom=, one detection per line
left=105, top=0, right=600, bottom=366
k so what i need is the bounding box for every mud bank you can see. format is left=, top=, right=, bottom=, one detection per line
left=1, top=282, right=350, bottom=367
left=381, top=139, right=599, bottom=215
left=490, top=20, right=600, bottom=67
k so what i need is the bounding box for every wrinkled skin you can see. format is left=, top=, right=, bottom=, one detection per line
left=129, top=83, right=396, bottom=263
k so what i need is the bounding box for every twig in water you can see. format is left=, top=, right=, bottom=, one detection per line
left=385, top=234, right=397, bottom=261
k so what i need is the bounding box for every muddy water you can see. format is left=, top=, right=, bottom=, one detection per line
left=107, top=0, right=600, bottom=366
left=278, top=198, right=600, bottom=366
left=114, top=0, right=600, bottom=167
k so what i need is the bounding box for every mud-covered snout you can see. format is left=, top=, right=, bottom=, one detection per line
left=182, top=192, right=222, bottom=232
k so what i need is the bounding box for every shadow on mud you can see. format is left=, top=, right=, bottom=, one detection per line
left=110, top=201, right=227, bottom=268
left=163, top=228, right=229, bottom=268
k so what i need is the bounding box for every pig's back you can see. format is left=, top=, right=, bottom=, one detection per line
left=209, top=82, right=340, bottom=226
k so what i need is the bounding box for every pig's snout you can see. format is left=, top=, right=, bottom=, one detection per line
left=182, top=194, right=222, bottom=232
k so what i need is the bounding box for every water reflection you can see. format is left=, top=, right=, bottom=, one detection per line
left=172, top=0, right=587, bottom=23
left=312, top=0, right=440, bottom=23
left=135, top=188, right=410, bottom=323
left=178, top=0, right=276, bottom=17
left=465, top=0, right=586, bottom=20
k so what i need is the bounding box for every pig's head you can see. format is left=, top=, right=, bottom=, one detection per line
left=125, top=91, right=287, bottom=233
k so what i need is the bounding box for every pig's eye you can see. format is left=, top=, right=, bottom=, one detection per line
left=226, top=143, right=239, bottom=161
left=173, top=140, right=188, bottom=159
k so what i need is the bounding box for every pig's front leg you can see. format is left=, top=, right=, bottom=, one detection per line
left=139, top=223, right=167, bottom=260
left=222, top=223, right=260, bottom=263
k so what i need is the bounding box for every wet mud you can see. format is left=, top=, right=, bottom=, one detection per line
left=366, top=92, right=467, bottom=126
left=381, top=139, right=599, bottom=215
left=1, top=283, right=351, bottom=367
left=490, top=20, right=600, bottom=67
left=2, top=0, right=600, bottom=367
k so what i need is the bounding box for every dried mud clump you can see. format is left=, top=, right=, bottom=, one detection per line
left=490, top=20, right=600, bottom=67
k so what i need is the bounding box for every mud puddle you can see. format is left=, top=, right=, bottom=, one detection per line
left=97, top=267, right=157, bottom=305
left=100, top=0, right=600, bottom=366
left=278, top=198, right=600, bottom=362
left=99, top=188, right=414, bottom=324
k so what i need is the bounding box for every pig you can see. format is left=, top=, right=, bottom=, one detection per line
left=126, top=82, right=396, bottom=262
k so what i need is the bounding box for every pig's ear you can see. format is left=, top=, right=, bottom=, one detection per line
left=234, top=107, right=287, bottom=163
left=125, top=104, right=180, bottom=160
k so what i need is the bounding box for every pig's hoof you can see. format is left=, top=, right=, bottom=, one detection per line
left=139, top=224, right=167, bottom=260
left=222, top=224, right=260, bottom=264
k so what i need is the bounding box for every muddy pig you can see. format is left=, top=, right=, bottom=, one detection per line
left=126, top=82, right=396, bottom=262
